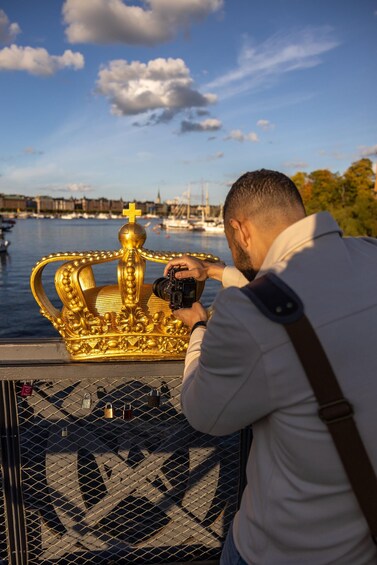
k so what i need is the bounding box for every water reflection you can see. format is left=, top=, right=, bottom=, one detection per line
left=0, top=252, right=10, bottom=269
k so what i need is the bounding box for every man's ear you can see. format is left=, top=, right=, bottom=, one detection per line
left=230, top=218, right=251, bottom=249
left=240, top=221, right=252, bottom=249
left=229, top=218, right=240, bottom=233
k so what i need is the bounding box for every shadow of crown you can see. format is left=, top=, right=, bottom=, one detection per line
left=30, top=204, right=220, bottom=361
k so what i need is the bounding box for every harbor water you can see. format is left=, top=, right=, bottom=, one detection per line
left=0, top=218, right=231, bottom=339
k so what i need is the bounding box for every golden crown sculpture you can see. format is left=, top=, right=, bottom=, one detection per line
left=30, top=204, right=220, bottom=361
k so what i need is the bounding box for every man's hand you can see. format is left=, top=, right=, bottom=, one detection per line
left=164, top=255, right=225, bottom=282
left=172, top=302, right=208, bottom=328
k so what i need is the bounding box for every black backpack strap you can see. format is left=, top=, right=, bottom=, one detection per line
left=241, top=273, right=377, bottom=544
left=241, top=272, right=304, bottom=324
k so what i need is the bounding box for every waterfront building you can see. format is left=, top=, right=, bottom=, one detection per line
left=0, top=194, right=27, bottom=212
left=0, top=191, right=221, bottom=219
left=35, top=195, right=54, bottom=214
left=53, top=197, right=76, bottom=213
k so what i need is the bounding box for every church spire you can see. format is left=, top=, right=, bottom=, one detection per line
left=155, top=188, right=161, bottom=204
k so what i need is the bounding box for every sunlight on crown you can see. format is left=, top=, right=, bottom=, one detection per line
left=30, top=208, right=219, bottom=361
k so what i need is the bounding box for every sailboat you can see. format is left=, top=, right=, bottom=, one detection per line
left=161, top=188, right=193, bottom=230
left=203, top=218, right=224, bottom=234
left=192, top=189, right=224, bottom=234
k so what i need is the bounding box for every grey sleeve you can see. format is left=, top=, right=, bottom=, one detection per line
left=181, top=288, right=275, bottom=436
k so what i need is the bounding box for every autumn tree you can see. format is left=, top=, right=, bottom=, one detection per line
left=291, top=172, right=312, bottom=207
left=340, top=158, right=375, bottom=205
left=307, top=169, right=342, bottom=213
left=290, top=159, right=377, bottom=236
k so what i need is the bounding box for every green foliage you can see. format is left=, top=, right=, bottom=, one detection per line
left=291, top=172, right=312, bottom=207
left=291, top=159, right=377, bottom=236
left=309, top=169, right=342, bottom=210
left=343, top=158, right=374, bottom=195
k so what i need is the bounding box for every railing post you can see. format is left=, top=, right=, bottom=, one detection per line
left=0, top=380, right=28, bottom=564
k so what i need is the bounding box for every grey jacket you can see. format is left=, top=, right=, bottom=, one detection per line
left=181, top=212, right=377, bottom=564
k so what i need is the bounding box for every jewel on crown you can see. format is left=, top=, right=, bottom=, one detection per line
left=30, top=204, right=220, bottom=361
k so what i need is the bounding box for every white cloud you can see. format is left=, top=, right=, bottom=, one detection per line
left=206, top=27, right=339, bottom=98
left=202, top=118, right=222, bottom=129
left=359, top=144, right=377, bottom=157
left=225, top=129, right=258, bottom=142
left=180, top=118, right=222, bottom=133
left=0, top=9, right=21, bottom=44
left=257, top=119, right=274, bottom=131
left=66, top=183, right=93, bottom=193
left=96, top=57, right=217, bottom=117
left=0, top=45, right=84, bottom=75
left=63, top=0, right=223, bottom=45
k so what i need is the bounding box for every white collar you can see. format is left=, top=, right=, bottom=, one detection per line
left=258, top=211, right=342, bottom=275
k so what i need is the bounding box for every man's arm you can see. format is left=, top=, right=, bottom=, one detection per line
left=180, top=288, right=274, bottom=436
left=163, top=255, right=225, bottom=282
left=164, top=255, right=248, bottom=288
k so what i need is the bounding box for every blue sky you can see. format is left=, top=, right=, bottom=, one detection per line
left=0, top=0, right=376, bottom=205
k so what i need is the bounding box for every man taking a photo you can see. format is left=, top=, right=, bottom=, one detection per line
left=164, top=169, right=377, bottom=564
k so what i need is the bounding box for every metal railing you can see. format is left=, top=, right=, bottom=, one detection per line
left=0, top=340, right=250, bottom=565
left=0, top=340, right=249, bottom=565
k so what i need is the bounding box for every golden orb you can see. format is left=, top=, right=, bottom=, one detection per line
left=118, top=223, right=146, bottom=250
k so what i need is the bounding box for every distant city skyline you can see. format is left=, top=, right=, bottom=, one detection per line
left=0, top=0, right=376, bottom=204
left=0, top=190, right=221, bottom=217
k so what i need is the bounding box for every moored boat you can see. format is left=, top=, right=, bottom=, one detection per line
left=0, top=228, right=10, bottom=252
left=162, top=216, right=192, bottom=230
left=0, top=214, right=16, bottom=232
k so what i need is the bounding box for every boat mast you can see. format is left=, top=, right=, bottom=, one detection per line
left=205, top=185, right=210, bottom=220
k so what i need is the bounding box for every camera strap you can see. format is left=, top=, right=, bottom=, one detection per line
left=240, top=272, right=377, bottom=544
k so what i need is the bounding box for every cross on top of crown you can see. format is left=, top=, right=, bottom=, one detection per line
left=122, top=202, right=142, bottom=223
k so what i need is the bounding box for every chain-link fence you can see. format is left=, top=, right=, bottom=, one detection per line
left=0, top=352, right=248, bottom=565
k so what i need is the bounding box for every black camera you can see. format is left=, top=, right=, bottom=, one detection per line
left=152, top=266, right=197, bottom=310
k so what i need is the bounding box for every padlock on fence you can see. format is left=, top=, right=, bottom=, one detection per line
left=148, top=389, right=161, bottom=408
left=81, top=392, right=92, bottom=409
left=122, top=403, right=133, bottom=421
left=104, top=402, right=114, bottom=419
left=97, top=386, right=106, bottom=399
left=20, top=381, right=33, bottom=398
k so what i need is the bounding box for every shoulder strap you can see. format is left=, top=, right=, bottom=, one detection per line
left=241, top=273, right=377, bottom=543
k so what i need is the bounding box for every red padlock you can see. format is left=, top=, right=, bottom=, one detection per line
left=122, top=403, right=133, bottom=421
left=21, top=381, right=33, bottom=397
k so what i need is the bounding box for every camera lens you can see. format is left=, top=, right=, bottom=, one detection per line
left=152, top=267, right=197, bottom=310
left=152, top=277, right=171, bottom=301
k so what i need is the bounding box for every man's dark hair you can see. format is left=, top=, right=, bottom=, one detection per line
left=223, top=169, right=305, bottom=225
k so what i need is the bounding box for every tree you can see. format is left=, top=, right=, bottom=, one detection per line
left=340, top=158, right=374, bottom=206
left=291, top=161, right=377, bottom=236
left=307, top=169, right=342, bottom=213
left=291, top=172, right=312, bottom=207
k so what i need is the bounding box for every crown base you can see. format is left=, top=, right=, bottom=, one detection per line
left=64, top=332, right=189, bottom=362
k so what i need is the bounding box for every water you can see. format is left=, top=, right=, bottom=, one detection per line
left=0, top=218, right=231, bottom=339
